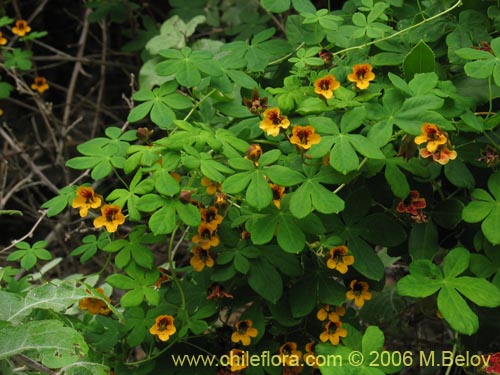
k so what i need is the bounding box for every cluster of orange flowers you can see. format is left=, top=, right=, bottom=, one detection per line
left=396, top=190, right=427, bottom=223
left=0, top=19, right=48, bottom=106
left=72, top=186, right=125, bottom=233
left=190, top=177, right=229, bottom=271
left=257, top=64, right=375, bottom=152
left=325, top=245, right=354, bottom=274
left=414, top=123, right=457, bottom=165
left=316, top=304, right=348, bottom=346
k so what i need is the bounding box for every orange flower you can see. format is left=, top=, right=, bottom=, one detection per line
left=72, top=186, right=102, bottom=217
left=316, top=304, right=346, bottom=322
left=326, top=246, right=354, bottom=274
left=420, top=146, right=457, bottom=165
left=259, top=107, right=290, bottom=137
left=289, top=125, right=321, bottom=150
left=347, top=64, right=375, bottom=89
left=79, top=288, right=111, bottom=315
left=314, top=74, right=340, bottom=99
left=227, top=349, right=248, bottom=372
left=304, top=342, right=319, bottom=368
left=319, top=320, right=348, bottom=345
left=149, top=315, right=176, bottom=342
left=200, top=206, right=223, bottom=228
left=214, top=192, right=228, bottom=207
left=279, top=342, right=302, bottom=367
left=201, top=177, right=220, bottom=195
left=31, top=77, right=49, bottom=94
left=346, top=280, right=372, bottom=308
left=231, top=320, right=259, bottom=346
left=190, top=246, right=215, bottom=271
left=270, top=183, right=285, bottom=209
left=192, top=223, right=220, bottom=249
left=414, top=123, right=448, bottom=153
left=12, top=20, right=31, bottom=36
left=93, top=204, right=126, bottom=233
left=245, top=144, right=263, bottom=166
left=0, top=32, right=7, bottom=45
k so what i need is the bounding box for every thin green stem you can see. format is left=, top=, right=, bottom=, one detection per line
left=333, top=0, right=462, bottom=57
left=269, top=42, right=305, bottom=66
left=183, top=89, right=217, bottom=122
left=168, top=226, right=187, bottom=311
left=333, top=157, right=368, bottom=194
left=483, top=131, right=500, bottom=149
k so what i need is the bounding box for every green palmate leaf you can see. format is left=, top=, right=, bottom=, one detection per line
left=247, top=258, right=283, bottom=303
left=0, top=320, right=88, bottom=368
left=403, top=40, right=435, bottom=80
left=0, top=282, right=86, bottom=323
left=463, top=172, right=500, bottom=244
left=289, top=180, right=344, bottom=218
left=398, top=247, right=500, bottom=335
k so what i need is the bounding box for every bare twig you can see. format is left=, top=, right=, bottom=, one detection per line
left=91, top=19, right=108, bottom=138
left=0, top=210, right=47, bottom=253
left=0, top=126, right=59, bottom=194
left=63, top=8, right=92, bottom=126
left=13, top=353, right=58, bottom=375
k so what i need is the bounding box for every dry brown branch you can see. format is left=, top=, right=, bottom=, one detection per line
left=63, top=8, right=92, bottom=126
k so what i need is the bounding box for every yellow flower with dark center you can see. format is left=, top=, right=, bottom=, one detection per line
left=326, top=246, right=354, bottom=274
left=78, top=288, right=111, bottom=315
left=245, top=144, right=263, bottom=166
left=279, top=342, right=302, bottom=366
left=314, top=74, right=340, bottom=99
left=259, top=107, right=290, bottom=137
left=269, top=183, right=285, bottom=209
left=0, top=32, right=7, bottom=45
left=346, top=280, right=372, bottom=308
left=190, top=246, right=215, bottom=272
left=31, top=77, right=49, bottom=94
left=347, top=64, right=375, bottom=89
left=201, top=177, right=220, bottom=195
left=72, top=186, right=102, bottom=217
left=12, top=20, right=31, bottom=36
left=316, top=304, right=346, bottom=322
left=231, top=320, right=259, bottom=346
left=192, top=223, right=220, bottom=249
left=414, top=123, right=448, bottom=153
left=304, top=342, right=319, bottom=368
left=319, top=320, right=348, bottom=345
left=289, top=126, right=321, bottom=150
left=149, top=315, right=176, bottom=342
left=200, top=206, right=223, bottom=228
left=227, top=349, right=248, bottom=372
left=93, top=204, right=126, bottom=233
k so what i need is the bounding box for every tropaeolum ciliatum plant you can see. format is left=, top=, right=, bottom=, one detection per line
left=4, top=0, right=500, bottom=374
